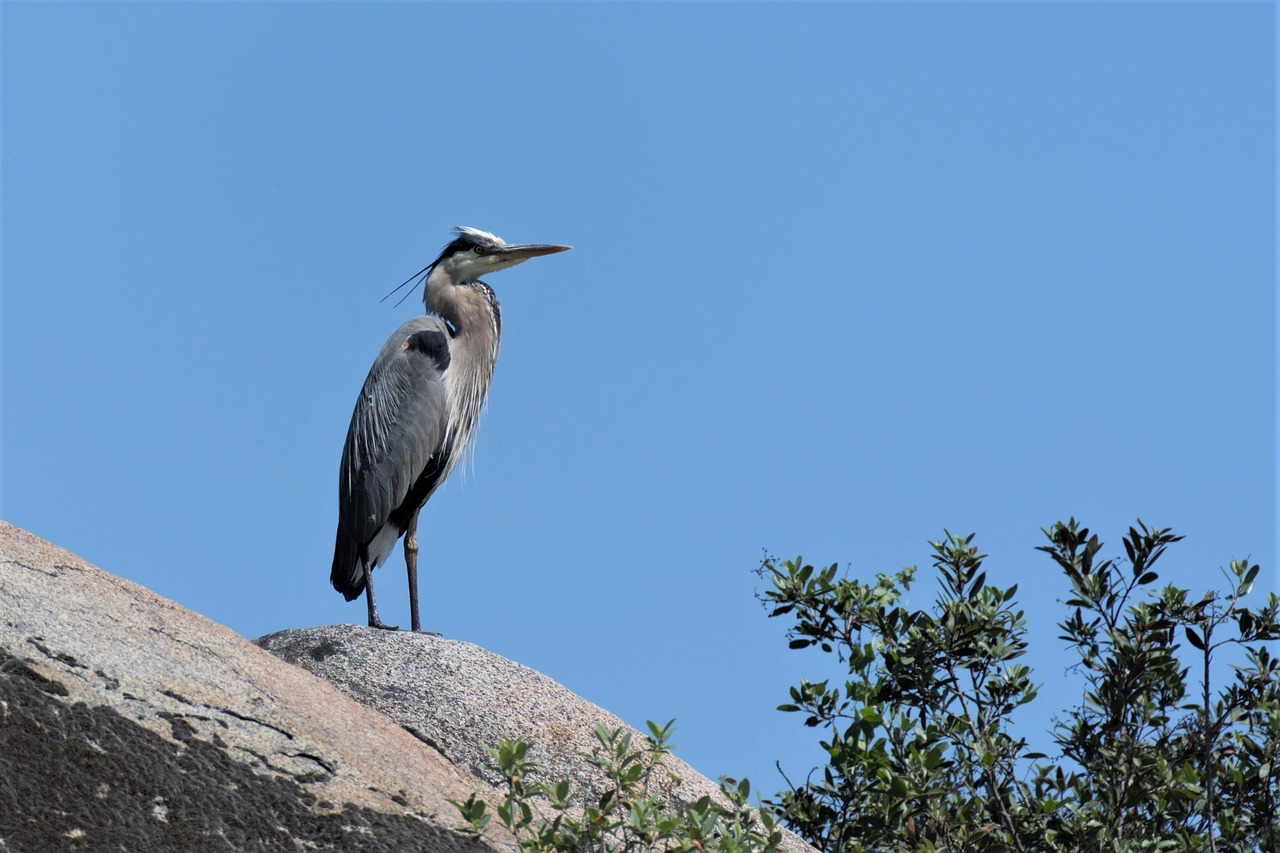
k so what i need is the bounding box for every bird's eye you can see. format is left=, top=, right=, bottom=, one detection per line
left=473, top=246, right=486, bottom=255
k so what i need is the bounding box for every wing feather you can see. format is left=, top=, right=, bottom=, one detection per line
left=331, top=315, right=452, bottom=598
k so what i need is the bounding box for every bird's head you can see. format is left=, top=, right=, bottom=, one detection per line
left=431, top=226, right=570, bottom=284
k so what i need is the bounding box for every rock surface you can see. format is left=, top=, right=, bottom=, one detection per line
left=0, top=521, right=814, bottom=853
left=257, top=627, right=814, bottom=853
left=0, top=522, right=511, bottom=852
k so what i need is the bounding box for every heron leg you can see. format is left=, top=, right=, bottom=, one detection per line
left=364, top=564, right=399, bottom=631
left=405, top=511, right=422, bottom=632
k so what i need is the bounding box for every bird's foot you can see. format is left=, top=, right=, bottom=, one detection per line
left=368, top=619, right=400, bottom=631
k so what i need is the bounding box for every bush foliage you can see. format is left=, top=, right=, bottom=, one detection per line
left=455, top=519, right=1277, bottom=852
left=450, top=720, right=784, bottom=852
left=760, top=520, right=1279, bottom=852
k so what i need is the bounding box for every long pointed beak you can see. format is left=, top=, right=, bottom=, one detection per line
left=495, top=243, right=571, bottom=262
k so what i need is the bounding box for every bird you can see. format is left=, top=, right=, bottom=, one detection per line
left=331, top=226, right=570, bottom=631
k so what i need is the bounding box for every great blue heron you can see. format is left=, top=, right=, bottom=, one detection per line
left=331, top=226, right=570, bottom=631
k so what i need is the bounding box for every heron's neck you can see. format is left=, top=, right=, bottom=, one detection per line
left=422, top=263, right=462, bottom=328
left=423, top=263, right=501, bottom=340
left=422, top=263, right=502, bottom=463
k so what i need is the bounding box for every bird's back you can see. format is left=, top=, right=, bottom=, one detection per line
left=331, top=314, right=453, bottom=599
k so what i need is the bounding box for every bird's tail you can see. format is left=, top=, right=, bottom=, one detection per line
left=330, top=530, right=367, bottom=602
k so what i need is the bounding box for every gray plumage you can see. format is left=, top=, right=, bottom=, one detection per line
left=331, top=227, right=570, bottom=631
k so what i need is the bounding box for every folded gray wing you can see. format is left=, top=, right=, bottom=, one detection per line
left=336, top=315, right=452, bottom=561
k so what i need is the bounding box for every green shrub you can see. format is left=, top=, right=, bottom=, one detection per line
left=451, top=720, right=785, bottom=852
left=760, top=520, right=1279, bottom=852
left=454, top=519, right=1277, bottom=852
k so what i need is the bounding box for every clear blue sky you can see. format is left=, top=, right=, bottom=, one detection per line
left=4, top=2, right=1275, bottom=798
